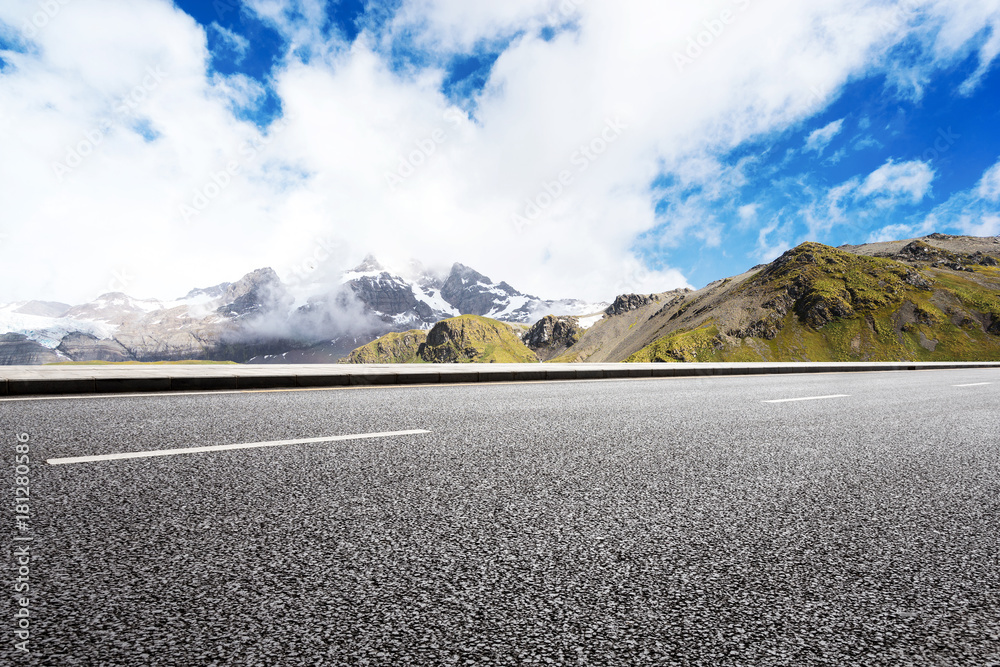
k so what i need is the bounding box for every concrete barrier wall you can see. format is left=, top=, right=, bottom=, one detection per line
left=1, top=362, right=999, bottom=397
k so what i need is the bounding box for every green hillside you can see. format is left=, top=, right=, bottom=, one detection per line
left=342, top=330, right=427, bottom=364
left=421, top=315, right=539, bottom=363
left=344, top=315, right=540, bottom=364
left=626, top=242, right=1000, bottom=362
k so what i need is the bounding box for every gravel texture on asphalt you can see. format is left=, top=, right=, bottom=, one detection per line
left=3, top=369, right=999, bottom=666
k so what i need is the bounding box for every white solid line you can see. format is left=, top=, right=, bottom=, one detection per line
left=953, top=382, right=992, bottom=387
left=46, top=429, right=430, bottom=466
left=763, top=394, right=850, bottom=404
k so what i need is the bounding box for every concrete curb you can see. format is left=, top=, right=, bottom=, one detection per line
left=0, top=362, right=998, bottom=397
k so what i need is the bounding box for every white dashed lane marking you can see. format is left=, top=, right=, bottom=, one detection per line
left=46, top=430, right=431, bottom=465
left=763, top=394, right=850, bottom=404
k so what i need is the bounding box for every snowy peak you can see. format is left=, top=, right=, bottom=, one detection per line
left=337, top=257, right=607, bottom=325
left=352, top=254, right=384, bottom=274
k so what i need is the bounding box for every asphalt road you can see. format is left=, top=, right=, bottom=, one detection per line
left=3, top=369, right=1000, bottom=666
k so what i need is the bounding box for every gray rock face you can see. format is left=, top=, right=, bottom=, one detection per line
left=347, top=273, right=434, bottom=322
left=441, top=264, right=531, bottom=317
left=217, top=268, right=291, bottom=318
left=606, top=294, right=657, bottom=316
left=970, top=252, right=999, bottom=267
left=0, top=333, right=66, bottom=365
left=522, top=315, right=583, bottom=361
left=56, top=332, right=133, bottom=362
left=112, top=330, right=213, bottom=362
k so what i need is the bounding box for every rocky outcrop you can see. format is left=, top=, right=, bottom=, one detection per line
left=421, top=315, right=539, bottom=363
left=0, top=333, right=66, bottom=365
left=56, top=332, right=133, bottom=362
left=522, top=315, right=583, bottom=361
left=605, top=294, right=657, bottom=316
left=892, top=240, right=996, bottom=272
left=970, top=252, right=999, bottom=267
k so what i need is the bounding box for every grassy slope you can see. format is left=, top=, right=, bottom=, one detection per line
left=421, top=315, right=539, bottom=363
left=342, top=316, right=540, bottom=364
left=342, top=330, right=428, bottom=364
left=627, top=242, right=1000, bottom=363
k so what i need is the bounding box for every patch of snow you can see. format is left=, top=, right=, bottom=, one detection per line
left=340, top=269, right=387, bottom=284
left=578, top=314, right=605, bottom=329
left=547, top=300, right=611, bottom=317
left=390, top=312, right=422, bottom=327
left=413, top=285, right=459, bottom=317
left=487, top=295, right=531, bottom=319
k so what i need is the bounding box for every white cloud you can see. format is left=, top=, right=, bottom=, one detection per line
left=978, top=158, right=1000, bottom=201
left=804, top=118, right=844, bottom=154
left=858, top=159, right=936, bottom=204
left=738, top=203, right=758, bottom=224
left=798, top=158, right=936, bottom=239
left=869, top=158, right=1000, bottom=240
left=754, top=220, right=791, bottom=262
left=928, top=157, right=1000, bottom=236
left=1, top=0, right=1000, bottom=305
left=389, top=0, right=572, bottom=51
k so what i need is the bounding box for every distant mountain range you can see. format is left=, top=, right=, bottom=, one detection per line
left=6, top=234, right=998, bottom=366
left=343, top=233, right=1000, bottom=365
left=0, top=256, right=607, bottom=365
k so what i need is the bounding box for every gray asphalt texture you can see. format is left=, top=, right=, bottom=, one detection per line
left=3, top=369, right=1000, bottom=666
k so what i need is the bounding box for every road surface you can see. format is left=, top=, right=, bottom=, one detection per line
left=3, top=369, right=999, bottom=665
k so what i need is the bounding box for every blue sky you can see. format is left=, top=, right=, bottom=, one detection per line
left=1, top=0, right=999, bottom=303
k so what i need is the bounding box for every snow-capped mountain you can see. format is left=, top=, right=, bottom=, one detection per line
left=339, top=255, right=605, bottom=328
left=0, top=256, right=608, bottom=364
